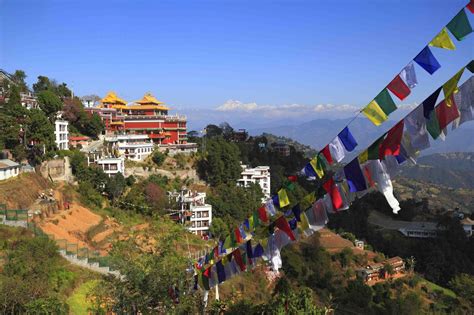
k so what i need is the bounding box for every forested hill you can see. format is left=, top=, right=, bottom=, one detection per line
left=400, top=153, right=474, bottom=189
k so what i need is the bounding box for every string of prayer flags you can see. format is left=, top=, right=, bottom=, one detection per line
left=343, top=158, right=367, bottom=192
left=379, top=120, right=404, bottom=159
left=436, top=95, right=460, bottom=130
left=443, top=67, right=465, bottom=106
left=423, top=87, right=443, bottom=118
left=329, top=137, right=345, bottom=162
left=322, top=178, right=343, bottom=210
left=446, top=9, right=473, bottom=41
left=277, top=188, right=291, bottom=208
left=362, top=100, right=389, bottom=126
left=414, top=46, right=441, bottom=75
left=467, top=0, right=474, bottom=14
left=338, top=127, right=358, bottom=151
left=400, top=62, right=418, bottom=88
left=321, top=145, right=334, bottom=165
left=274, top=216, right=296, bottom=241
left=387, top=75, right=411, bottom=101
left=429, top=27, right=456, bottom=50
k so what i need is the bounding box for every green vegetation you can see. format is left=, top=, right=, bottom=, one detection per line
left=66, top=280, right=99, bottom=315
left=151, top=150, right=166, bottom=166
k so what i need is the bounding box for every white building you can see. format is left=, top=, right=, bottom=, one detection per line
left=97, top=157, right=125, bottom=177
left=106, top=134, right=154, bottom=161
left=237, top=164, right=271, bottom=200
left=54, top=120, right=69, bottom=150
left=461, top=218, right=474, bottom=237
left=169, top=188, right=213, bottom=237
left=0, top=159, right=20, bottom=181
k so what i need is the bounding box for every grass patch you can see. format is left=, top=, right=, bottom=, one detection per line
left=420, top=279, right=456, bottom=298
left=67, top=279, right=99, bottom=315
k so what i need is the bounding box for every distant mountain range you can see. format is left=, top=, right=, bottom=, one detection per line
left=249, top=118, right=474, bottom=154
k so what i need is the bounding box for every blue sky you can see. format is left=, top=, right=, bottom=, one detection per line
left=1, top=0, right=472, bottom=128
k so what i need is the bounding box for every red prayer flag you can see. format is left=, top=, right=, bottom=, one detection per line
left=322, top=178, right=343, bottom=210
left=287, top=175, right=298, bottom=182
left=258, top=206, right=268, bottom=223
left=234, top=227, right=243, bottom=244
left=467, top=0, right=474, bottom=13
left=363, top=166, right=376, bottom=188
left=233, top=249, right=246, bottom=271
left=203, top=267, right=211, bottom=278
left=274, top=216, right=296, bottom=241
left=213, top=246, right=219, bottom=258
left=321, top=145, right=333, bottom=165
left=436, top=95, right=460, bottom=130
left=379, top=120, right=404, bottom=159
left=387, top=75, right=411, bottom=101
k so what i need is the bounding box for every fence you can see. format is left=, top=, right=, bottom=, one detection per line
left=0, top=207, right=120, bottom=276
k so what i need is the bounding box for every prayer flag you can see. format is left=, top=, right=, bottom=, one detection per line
left=253, top=243, right=264, bottom=258
left=233, top=249, right=246, bottom=272
left=368, top=135, right=386, bottom=160
left=379, top=120, right=404, bottom=159
left=234, top=227, right=243, bottom=244
left=387, top=75, right=411, bottom=101
left=299, top=211, right=311, bottom=235
left=265, top=200, right=277, bottom=216
left=201, top=272, right=210, bottom=290
left=329, top=137, right=345, bottom=162
left=243, top=218, right=250, bottom=231
left=362, top=100, right=388, bottom=126
left=310, top=155, right=325, bottom=179
left=467, top=0, right=474, bottom=13
left=289, top=218, right=298, bottom=230
left=359, top=149, right=368, bottom=164
left=302, top=163, right=317, bottom=178
left=429, top=27, right=456, bottom=50
left=414, top=46, right=441, bottom=74
left=436, top=95, right=460, bottom=130
left=426, top=110, right=443, bottom=140
left=344, top=158, right=367, bottom=192
left=467, top=60, right=474, bottom=73
left=292, top=204, right=301, bottom=222
left=246, top=240, right=253, bottom=259
left=338, top=127, right=358, bottom=151
left=230, top=229, right=237, bottom=247
left=321, top=145, right=333, bottom=165
left=400, top=62, right=418, bottom=88
left=423, top=87, right=442, bottom=119
left=300, top=192, right=316, bottom=209
left=443, top=68, right=465, bottom=106
left=447, top=9, right=473, bottom=41
left=404, top=104, right=431, bottom=150
left=258, top=205, right=269, bottom=223
left=287, top=175, right=298, bottom=182
left=278, top=188, right=290, bottom=208
left=216, top=260, right=226, bottom=283
left=274, top=216, right=296, bottom=241
left=375, top=88, right=397, bottom=115
left=253, top=210, right=260, bottom=228
left=323, top=178, right=343, bottom=210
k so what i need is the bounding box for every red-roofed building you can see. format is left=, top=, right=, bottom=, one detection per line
left=69, top=136, right=90, bottom=148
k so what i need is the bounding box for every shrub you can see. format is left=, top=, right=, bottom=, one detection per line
left=152, top=151, right=166, bottom=166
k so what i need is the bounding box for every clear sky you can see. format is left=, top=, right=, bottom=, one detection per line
left=1, top=0, right=472, bottom=123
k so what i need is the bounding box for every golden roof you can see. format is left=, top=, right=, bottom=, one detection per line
left=100, top=91, right=127, bottom=106
left=135, top=92, right=164, bottom=105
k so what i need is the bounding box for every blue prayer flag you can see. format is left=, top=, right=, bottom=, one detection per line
left=289, top=217, right=298, bottom=230
left=253, top=243, right=264, bottom=258
left=272, top=195, right=279, bottom=207
left=338, top=127, right=358, bottom=152
left=246, top=240, right=254, bottom=258
left=414, top=46, right=441, bottom=75
left=292, top=204, right=301, bottom=222
left=216, top=261, right=226, bottom=283
left=303, top=163, right=317, bottom=178
left=344, top=158, right=367, bottom=192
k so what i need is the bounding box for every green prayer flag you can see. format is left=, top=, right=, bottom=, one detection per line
left=374, top=88, right=397, bottom=115
left=230, top=230, right=237, bottom=248
left=284, top=180, right=296, bottom=191
left=253, top=210, right=260, bottom=228
left=201, top=273, right=210, bottom=290
left=447, top=9, right=473, bottom=41
left=426, top=111, right=442, bottom=139
left=223, top=236, right=231, bottom=250
left=368, top=135, right=386, bottom=160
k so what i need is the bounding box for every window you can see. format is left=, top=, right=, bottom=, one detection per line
left=110, top=164, right=118, bottom=170
left=197, top=221, right=201, bottom=227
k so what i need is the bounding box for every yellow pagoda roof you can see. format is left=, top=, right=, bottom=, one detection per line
left=100, top=91, right=127, bottom=106
left=135, top=93, right=164, bottom=105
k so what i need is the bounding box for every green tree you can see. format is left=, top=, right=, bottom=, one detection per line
left=11, top=70, right=28, bottom=92
left=449, top=274, right=474, bottom=306
left=0, top=113, right=20, bottom=150
left=37, top=90, right=63, bottom=120
left=105, top=173, right=126, bottom=203
left=27, top=109, right=55, bottom=150
left=209, top=217, right=229, bottom=240
left=197, top=137, right=242, bottom=186
left=152, top=150, right=166, bottom=166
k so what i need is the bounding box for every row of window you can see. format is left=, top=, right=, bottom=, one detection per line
left=192, top=211, right=209, bottom=218
left=192, top=221, right=210, bottom=228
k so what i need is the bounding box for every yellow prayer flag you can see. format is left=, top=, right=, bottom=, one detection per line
left=429, top=27, right=456, bottom=50
left=362, top=100, right=388, bottom=126
left=310, top=156, right=325, bottom=178
left=299, top=212, right=310, bottom=232
left=278, top=188, right=290, bottom=208
left=443, top=67, right=465, bottom=106
left=301, top=192, right=316, bottom=209
left=358, top=149, right=368, bottom=164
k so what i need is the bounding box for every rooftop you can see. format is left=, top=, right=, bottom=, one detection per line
left=100, top=91, right=127, bottom=105
left=0, top=159, right=19, bottom=169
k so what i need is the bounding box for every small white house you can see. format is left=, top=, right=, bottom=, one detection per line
left=237, top=164, right=271, bottom=200
left=97, top=157, right=125, bottom=177
left=54, top=120, right=69, bottom=150
left=0, top=159, right=20, bottom=181
left=105, top=134, right=154, bottom=161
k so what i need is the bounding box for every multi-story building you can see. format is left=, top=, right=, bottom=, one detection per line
left=54, top=120, right=69, bottom=150
left=356, top=256, right=405, bottom=284
left=105, top=134, right=154, bottom=161
left=237, top=164, right=271, bottom=200
left=169, top=188, right=212, bottom=237
left=97, top=157, right=125, bottom=177
left=87, top=92, right=187, bottom=145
